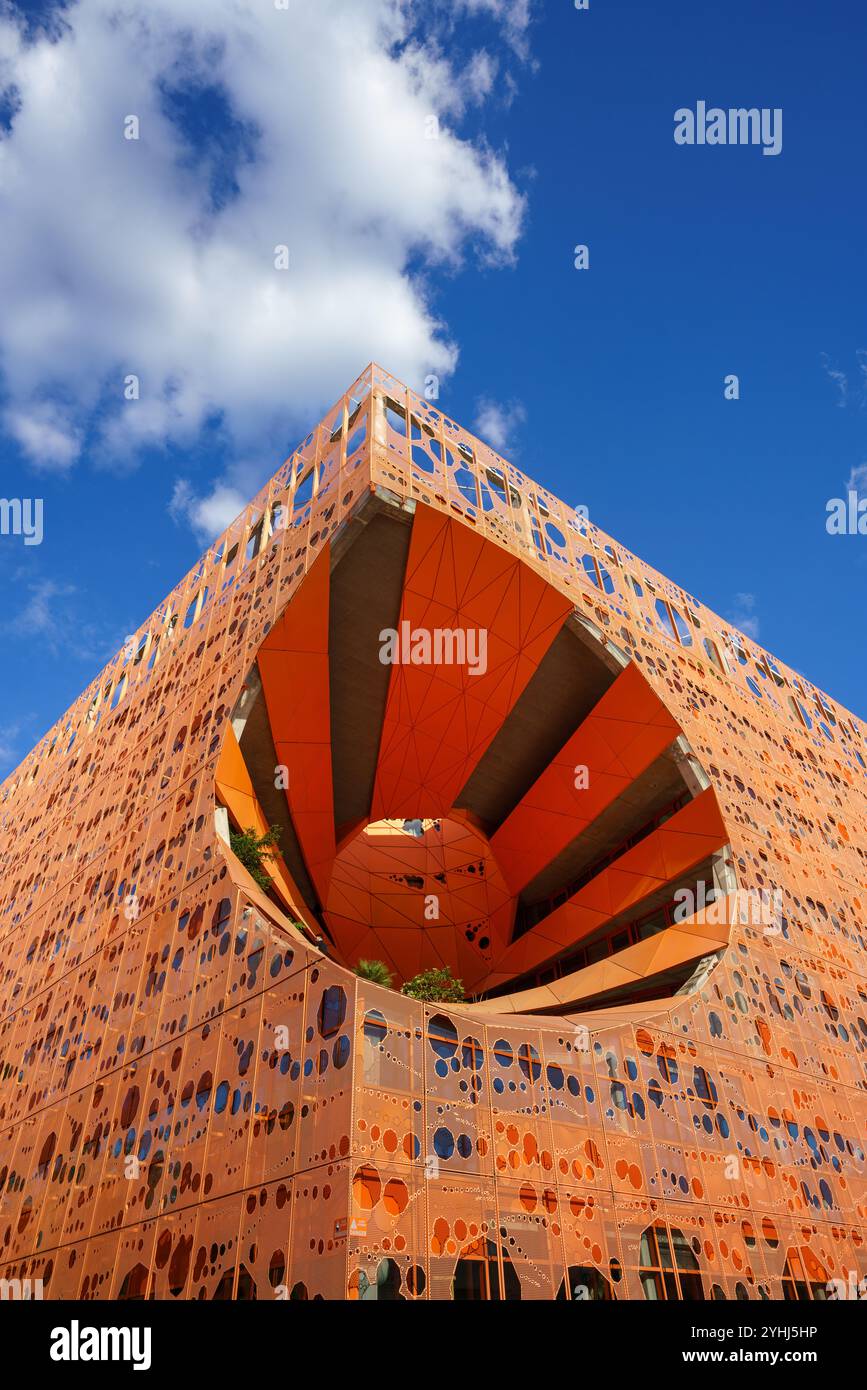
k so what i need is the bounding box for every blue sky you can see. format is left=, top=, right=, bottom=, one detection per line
left=0, top=0, right=865, bottom=776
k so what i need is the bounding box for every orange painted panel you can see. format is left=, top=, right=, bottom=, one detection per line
left=485, top=789, right=728, bottom=984
left=492, top=661, right=681, bottom=893
left=371, top=505, right=572, bottom=820
left=258, top=545, right=336, bottom=900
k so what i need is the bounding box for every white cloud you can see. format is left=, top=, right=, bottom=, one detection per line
left=820, top=353, right=848, bottom=408
left=846, top=462, right=867, bottom=498
left=169, top=477, right=247, bottom=542
left=451, top=0, right=533, bottom=56
left=464, top=50, right=499, bottom=101
left=1, top=575, right=128, bottom=663
left=0, top=0, right=526, bottom=477
left=5, top=404, right=80, bottom=470
left=0, top=722, right=22, bottom=767
left=474, top=395, right=526, bottom=454
left=729, top=592, right=760, bottom=641
left=820, top=349, right=867, bottom=410
left=9, top=578, right=75, bottom=637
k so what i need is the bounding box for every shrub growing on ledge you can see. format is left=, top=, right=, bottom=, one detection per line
left=354, top=959, right=394, bottom=988
left=229, top=824, right=284, bottom=893
left=401, top=966, right=465, bottom=1003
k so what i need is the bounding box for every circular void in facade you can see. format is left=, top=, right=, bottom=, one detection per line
left=218, top=495, right=732, bottom=1008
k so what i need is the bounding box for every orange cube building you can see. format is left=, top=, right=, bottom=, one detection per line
left=0, top=364, right=864, bottom=1301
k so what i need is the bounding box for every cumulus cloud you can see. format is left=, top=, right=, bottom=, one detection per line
left=169, top=477, right=247, bottom=543
left=729, top=592, right=760, bottom=641
left=473, top=395, right=526, bottom=454
left=449, top=0, right=533, bottom=57
left=0, top=0, right=526, bottom=475
left=3, top=405, right=80, bottom=469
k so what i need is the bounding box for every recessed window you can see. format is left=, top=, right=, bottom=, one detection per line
left=626, top=573, right=643, bottom=598
left=293, top=468, right=315, bottom=513
left=789, top=696, right=812, bottom=730
left=693, top=1065, right=717, bottom=1107
left=655, top=599, right=692, bottom=646
left=728, top=633, right=748, bottom=665
left=453, top=466, right=478, bottom=507
left=452, top=1238, right=521, bottom=1301
left=346, top=417, right=367, bottom=459
left=820, top=990, right=839, bottom=1021
left=582, top=554, right=615, bottom=595
left=556, top=1266, right=614, bottom=1301
left=639, top=1221, right=704, bottom=1301
left=657, top=1044, right=679, bottom=1084
left=703, top=637, right=728, bottom=673
left=317, top=985, right=347, bottom=1039
left=384, top=398, right=406, bottom=436
left=781, top=1248, right=828, bottom=1301
left=483, top=468, right=508, bottom=505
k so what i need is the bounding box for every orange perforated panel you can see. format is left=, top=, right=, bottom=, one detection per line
left=0, top=364, right=863, bottom=1303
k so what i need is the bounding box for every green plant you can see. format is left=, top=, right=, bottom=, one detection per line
left=401, top=965, right=465, bottom=1003
left=354, top=959, right=394, bottom=988
left=229, top=824, right=283, bottom=893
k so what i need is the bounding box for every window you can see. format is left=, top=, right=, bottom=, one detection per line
left=693, top=1065, right=718, bottom=1107
left=453, top=466, right=478, bottom=507
left=655, top=599, right=693, bottom=646
left=317, top=984, right=347, bottom=1039
left=820, top=989, right=839, bottom=1022
left=452, top=1239, right=521, bottom=1301
left=639, top=1221, right=705, bottom=1301
left=245, top=520, right=263, bottom=563
left=292, top=467, right=314, bottom=513
left=346, top=417, right=367, bottom=460
left=221, top=542, right=239, bottom=589
left=657, top=1044, right=679, bottom=1084
left=703, top=637, right=728, bottom=673
left=384, top=397, right=406, bottom=437
left=183, top=588, right=207, bottom=629
left=581, top=553, right=615, bottom=595
left=556, top=1265, right=614, bottom=1301
left=781, top=1248, right=828, bottom=1301
left=351, top=1258, right=404, bottom=1301
left=484, top=468, right=508, bottom=505
left=727, top=632, right=748, bottom=665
